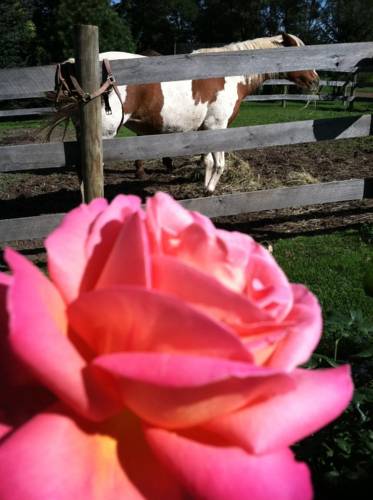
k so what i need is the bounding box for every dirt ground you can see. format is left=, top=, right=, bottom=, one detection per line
left=0, top=126, right=372, bottom=264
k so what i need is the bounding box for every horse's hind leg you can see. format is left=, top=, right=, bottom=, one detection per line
left=205, top=151, right=225, bottom=193
left=203, top=153, right=214, bottom=189
left=162, top=157, right=173, bottom=172
left=135, top=160, right=145, bottom=178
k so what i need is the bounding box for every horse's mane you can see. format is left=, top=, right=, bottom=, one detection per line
left=193, top=34, right=303, bottom=54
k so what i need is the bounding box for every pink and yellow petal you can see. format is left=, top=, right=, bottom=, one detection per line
left=268, top=284, right=322, bottom=370
left=146, top=192, right=195, bottom=250
left=68, top=286, right=250, bottom=360
left=95, top=212, right=151, bottom=289
left=0, top=410, right=142, bottom=500
left=6, top=249, right=117, bottom=420
left=45, top=198, right=108, bottom=302
left=152, top=255, right=269, bottom=324
left=81, top=195, right=142, bottom=292
left=146, top=427, right=312, bottom=500
left=91, top=352, right=292, bottom=428
left=205, top=366, right=353, bottom=454
left=245, top=244, right=293, bottom=320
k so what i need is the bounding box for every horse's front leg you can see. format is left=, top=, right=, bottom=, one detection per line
left=204, top=151, right=225, bottom=193
left=135, top=160, right=145, bottom=178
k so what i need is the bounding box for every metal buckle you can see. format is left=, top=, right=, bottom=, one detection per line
left=82, top=93, right=91, bottom=103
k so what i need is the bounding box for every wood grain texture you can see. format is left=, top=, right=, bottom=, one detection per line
left=0, top=179, right=369, bottom=241
left=109, top=43, right=373, bottom=84
left=0, top=42, right=372, bottom=97
left=0, top=107, right=54, bottom=118
left=0, top=213, right=64, bottom=242
left=0, top=114, right=371, bottom=172
left=75, top=24, right=104, bottom=201
left=179, top=179, right=366, bottom=217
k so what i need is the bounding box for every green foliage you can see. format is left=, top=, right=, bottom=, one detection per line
left=296, top=309, right=373, bottom=497
left=274, top=231, right=373, bottom=324
left=117, top=0, right=198, bottom=53
left=0, top=0, right=36, bottom=67
left=29, top=0, right=135, bottom=63
left=262, top=1, right=324, bottom=43
left=318, top=0, right=373, bottom=43
left=274, top=232, right=373, bottom=496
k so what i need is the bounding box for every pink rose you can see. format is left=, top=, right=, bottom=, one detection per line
left=0, top=193, right=353, bottom=499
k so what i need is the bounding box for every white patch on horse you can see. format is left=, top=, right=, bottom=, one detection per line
left=202, top=76, right=245, bottom=191
left=101, top=85, right=131, bottom=138
left=160, top=80, right=208, bottom=132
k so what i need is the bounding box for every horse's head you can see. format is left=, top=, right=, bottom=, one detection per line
left=280, top=33, right=319, bottom=91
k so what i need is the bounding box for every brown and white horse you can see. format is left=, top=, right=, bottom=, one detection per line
left=56, top=33, right=319, bottom=192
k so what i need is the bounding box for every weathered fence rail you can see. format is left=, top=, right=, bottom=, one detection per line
left=1, top=178, right=372, bottom=242
left=0, top=107, right=54, bottom=118
left=0, top=114, right=371, bottom=172
left=1, top=35, right=373, bottom=243
left=1, top=42, right=373, bottom=100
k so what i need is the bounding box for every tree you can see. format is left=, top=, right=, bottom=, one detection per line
left=0, top=0, right=36, bottom=67
left=318, top=0, right=373, bottom=43
left=261, top=1, right=323, bottom=43
left=118, top=0, right=198, bottom=54
left=195, top=0, right=266, bottom=45
left=28, top=0, right=135, bottom=64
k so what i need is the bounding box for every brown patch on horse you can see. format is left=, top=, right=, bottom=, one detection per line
left=192, top=78, right=225, bottom=105
left=228, top=79, right=260, bottom=125
left=123, top=83, right=164, bottom=134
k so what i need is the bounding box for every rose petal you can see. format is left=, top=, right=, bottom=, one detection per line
left=0, top=270, right=36, bottom=389
left=80, top=195, right=142, bottom=292
left=5, top=249, right=117, bottom=421
left=268, top=284, right=322, bottom=370
left=0, top=409, right=142, bottom=500
left=147, top=193, right=248, bottom=292
left=91, top=352, right=293, bottom=428
left=95, top=212, right=151, bottom=289
left=68, top=286, right=250, bottom=361
left=45, top=198, right=108, bottom=302
left=0, top=271, right=11, bottom=330
left=146, top=427, right=312, bottom=500
left=146, top=192, right=195, bottom=249
left=152, top=255, right=269, bottom=324
left=245, top=245, right=293, bottom=320
left=205, top=366, right=353, bottom=454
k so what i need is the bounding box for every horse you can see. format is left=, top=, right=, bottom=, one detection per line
left=51, top=33, right=319, bottom=192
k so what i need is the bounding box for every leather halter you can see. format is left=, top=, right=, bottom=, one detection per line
left=54, top=58, right=124, bottom=134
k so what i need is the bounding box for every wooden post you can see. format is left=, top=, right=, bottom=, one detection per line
left=282, top=84, right=288, bottom=108
left=75, top=24, right=104, bottom=202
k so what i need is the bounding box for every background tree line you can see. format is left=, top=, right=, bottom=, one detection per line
left=1, top=0, right=373, bottom=67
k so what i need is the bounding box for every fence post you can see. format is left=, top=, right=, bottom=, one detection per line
left=282, top=84, right=288, bottom=108
left=75, top=24, right=104, bottom=202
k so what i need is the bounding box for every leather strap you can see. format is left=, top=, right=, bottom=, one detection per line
left=54, top=58, right=124, bottom=133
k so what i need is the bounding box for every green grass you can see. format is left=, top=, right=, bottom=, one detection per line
left=273, top=229, right=373, bottom=497
left=0, top=119, right=44, bottom=131
left=274, top=230, right=373, bottom=325
left=231, top=100, right=373, bottom=127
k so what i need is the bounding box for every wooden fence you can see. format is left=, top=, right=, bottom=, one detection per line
left=0, top=27, right=373, bottom=242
